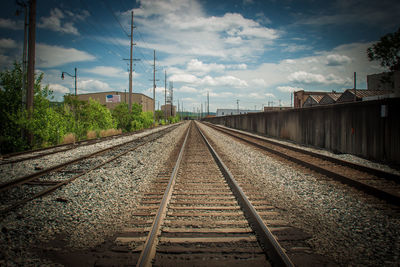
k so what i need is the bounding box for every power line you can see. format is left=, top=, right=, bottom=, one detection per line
left=100, top=0, right=130, bottom=37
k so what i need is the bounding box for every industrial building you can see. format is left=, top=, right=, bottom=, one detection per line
left=160, top=104, right=176, bottom=117
left=336, top=89, right=394, bottom=103
left=367, top=71, right=400, bottom=92
left=303, top=95, right=324, bottom=107
left=76, top=91, right=154, bottom=112
left=293, top=90, right=327, bottom=108
left=319, top=92, right=342, bottom=105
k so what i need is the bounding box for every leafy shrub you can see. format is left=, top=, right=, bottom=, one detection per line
left=87, top=130, right=97, bottom=139
left=99, top=128, right=121, bottom=137
left=62, top=133, right=76, bottom=144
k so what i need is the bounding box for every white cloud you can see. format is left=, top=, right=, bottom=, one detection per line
left=170, top=73, right=199, bottom=83
left=0, top=18, right=23, bottom=30
left=276, top=86, right=304, bottom=93
left=227, top=63, right=247, bottom=70
left=282, top=44, right=313, bottom=53
left=49, top=83, right=70, bottom=94
left=288, top=71, right=352, bottom=85
left=84, top=66, right=128, bottom=78
left=187, top=59, right=225, bottom=74
left=177, top=86, right=198, bottom=93
left=265, top=93, right=275, bottom=98
left=288, top=71, right=326, bottom=84
left=126, top=0, right=279, bottom=62
left=38, top=8, right=79, bottom=35
left=36, top=44, right=96, bottom=68
left=78, top=79, right=112, bottom=92
left=202, top=75, right=248, bottom=88
left=252, top=78, right=266, bottom=87
left=326, top=54, right=352, bottom=66
left=0, top=38, right=18, bottom=49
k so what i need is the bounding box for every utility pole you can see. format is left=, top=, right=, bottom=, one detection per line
left=236, top=99, right=239, bottom=114
left=164, top=70, right=167, bottom=121
left=128, top=11, right=134, bottom=112
left=207, top=91, right=209, bottom=115
left=354, top=72, right=357, bottom=102
left=26, top=0, right=36, bottom=113
left=26, top=0, right=36, bottom=146
left=16, top=1, right=28, bottom=108
left=153, top=49, right=156, bottom=123
left=201, top=103, right=203, bottom=119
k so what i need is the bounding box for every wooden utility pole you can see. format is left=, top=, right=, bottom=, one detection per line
left=164, top=70, right=167, bottom=120
left=20, top=2, right=28, bottom=107
left=353, top=72, right=357, bottom=102
left=207, top=91, right=209, bottom=115
left=129, top=11, right=134, bottom=112
left=26, top=0, right=36, bottom=114
left=26, top=0, right=36, bottom=146
left=153, top=50, right=156, bottom=123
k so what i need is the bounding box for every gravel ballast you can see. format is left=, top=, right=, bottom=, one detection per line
left=0, top=124, right=179, bottom=183
left=0, top=122, right=188, bottom=266
left=198, top=122, right=400, bottom=266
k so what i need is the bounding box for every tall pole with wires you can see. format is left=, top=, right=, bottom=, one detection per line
left=164, top=70, right=167, bottom=121
left=128, top=11, right=134, bottom=113
left=26, top=0, right=36, bottom=146
left=153, top=50, right=156, bottom=123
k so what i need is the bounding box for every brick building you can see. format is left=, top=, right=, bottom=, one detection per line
left=76, top=91, right=154, bottom=112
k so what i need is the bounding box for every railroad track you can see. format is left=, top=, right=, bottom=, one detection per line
left=112, top=121, right=294, bottom=266
left=203, top=122, right=400, bottom=206
left=0, top=125, right=178, bottom=215
left=0, top=127, right=158, bottom=165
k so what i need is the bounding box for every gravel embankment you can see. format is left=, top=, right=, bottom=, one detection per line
left=213, top=124, right=400, bottom=175
left=0, top=122, right=188, bottom=266
left=198, top=122, right=400, bottom=266
left=0, top=124, right=179, bottom=183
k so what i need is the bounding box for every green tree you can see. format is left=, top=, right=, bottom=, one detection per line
left=83, top=98, right=116, bottom=131
left=0, top=63, right=26, bottom=153
left=112, top=103, right=131, bottom=132
left=367, top=27, right=400, bottom=71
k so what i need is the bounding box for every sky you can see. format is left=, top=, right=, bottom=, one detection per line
left=0, top=0, right=399, bottom=112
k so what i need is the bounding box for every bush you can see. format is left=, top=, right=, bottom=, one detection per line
left=99, top=128, right=121, bottom=137
left=87, top=130, right=97, bottom=139
left=62, top=133, right=76, bottom=144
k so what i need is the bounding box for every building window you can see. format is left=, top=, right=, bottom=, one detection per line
left=222, top=112, right=224, bottom=115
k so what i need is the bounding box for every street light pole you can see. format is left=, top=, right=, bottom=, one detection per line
left=61, top=68, right=77, bottom=95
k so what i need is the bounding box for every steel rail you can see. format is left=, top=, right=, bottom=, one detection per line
left=206, top=123, right=400, bottom=183
left=0, top=125, right=178, bottom=193
left=0, top=125, right=178, bottom=215
left=136, top=123, right=190, bottom=267
left=205, top=123, right=400, bottom=206
left=196, top=122, right=294, bottom=267
left=1, top=123, right=184, bottom=164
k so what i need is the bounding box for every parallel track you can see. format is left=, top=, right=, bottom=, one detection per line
left=0, top=127, right=162, bottom=165
left=204, top=122, right=400, bottom=206
left=118, top=121, right=293, bottom=266
left=0, top=125, right=178, bottom=215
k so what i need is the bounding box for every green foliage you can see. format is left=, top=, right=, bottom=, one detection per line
left=0, top=63, right=159, bottom=154
left=155, top=110, right=164, bottom=121
left=169, top=115, right=180, bottom=123
left=367, top=27, right=400, bottom=71
left=84, top=98, right=115, bottom=131
left=0, top=63, right=27, bottom=153
left=112, top=102, right=131, bottom=132
left=131, top=111, right=154, bottom=131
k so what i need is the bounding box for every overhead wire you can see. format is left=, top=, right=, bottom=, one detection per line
left=99, top=0, right=130, bottom=37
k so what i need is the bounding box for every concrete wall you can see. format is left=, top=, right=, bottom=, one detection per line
left=204, top=98, right=400, bottom=165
